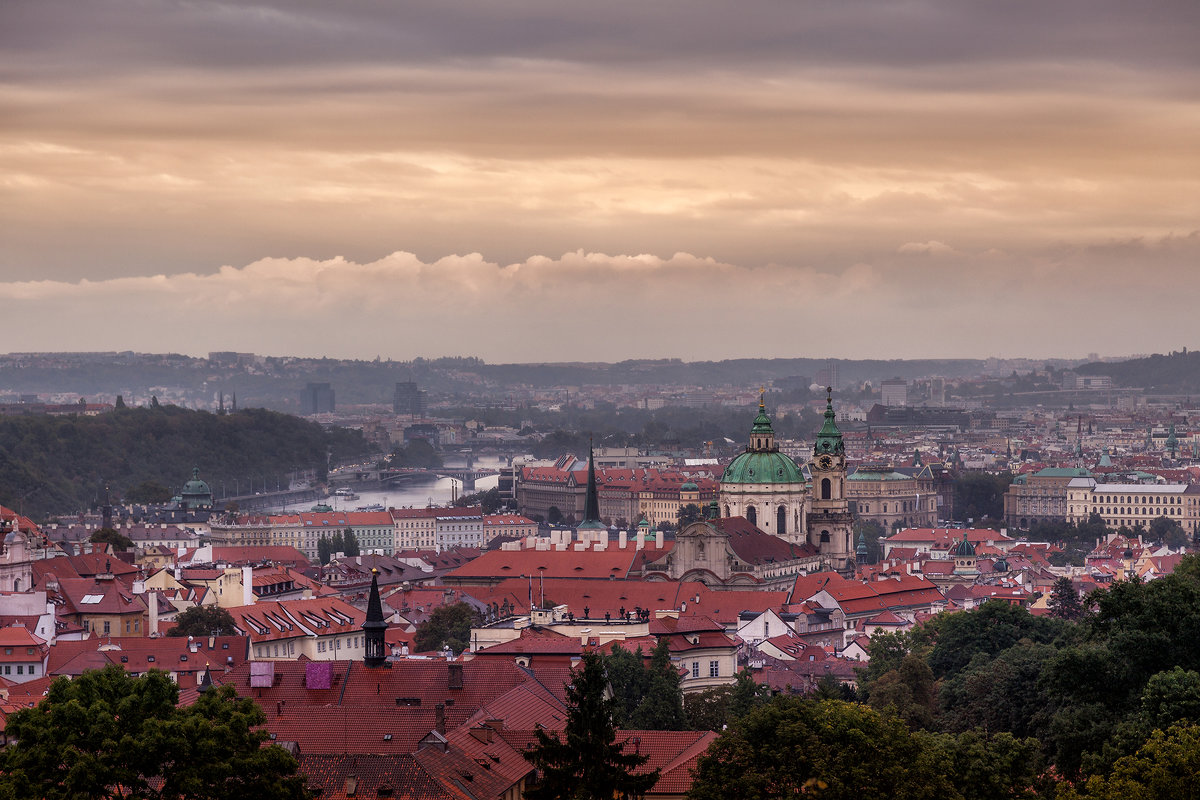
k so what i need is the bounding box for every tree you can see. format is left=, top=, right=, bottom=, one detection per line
left=631, top=639, right=685, bottom=730
left=414, top=602, right=479, bottom=654
left=547, top=506, right=563, bottom=525
left=125, top=480, right=173, bottom=505
left=342, top=527, right=360, bottom=557
left=523, top=651, right=658, bottom=800
left=114, top=395, right=127, bottom=410
left=1149, top=515, right=1188, bottom=549
left=1066, top=723, right=1200, bottom=800
left=90, top=527, right=133, bottom=551
left=603, top=645, right=649, bottom=728
left=0, top=665, right=307, bottom=800
left=687, top=697, right=950, bottom=800
left=866, top=652, right=938, bottom=730
left=168, top=605, right=239, bottom=637
left=676, top=504, right=704, bottom=527
left=726, top=667, right=770, bottom=723
left=1050, top=576, right=1085, bottom=620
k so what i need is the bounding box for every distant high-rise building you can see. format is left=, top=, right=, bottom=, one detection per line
left=929, top=377, right=946, bottom=406
left=393, top=381, right=426, bottom=418
left=881, top=379, right=908, bottom=407
left=300, top=382, right=335, bottom=414
left=814, top=359, right=839, bottom=390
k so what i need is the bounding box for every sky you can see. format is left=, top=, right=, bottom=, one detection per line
left=2, top=1, right=1199, bottom=362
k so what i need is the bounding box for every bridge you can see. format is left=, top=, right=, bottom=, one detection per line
left=379, top=467, right=499, bottom=492
left=218, top=486, right=324, bottom=512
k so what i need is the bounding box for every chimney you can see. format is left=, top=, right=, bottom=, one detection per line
left=435, top=703, right=446, bottom=734
left=656, top=530, right=663, bottom=549
left=242, top=565, right=254, bottom=606
left=448, top=662, right=464, bottom=690
left=149, top=591, right=159, bottom=636
left=619, top=530, right=627, bottom=549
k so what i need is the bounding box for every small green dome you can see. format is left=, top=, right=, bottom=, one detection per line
left=722, top=450, right=804, bottom=485
left=681, top=480, right=699, bottom=492
left=949, top=533, right=975, bottom=557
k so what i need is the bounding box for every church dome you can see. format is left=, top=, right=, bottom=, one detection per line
left=681, top=480, right=699, bottom=491
left=179, top=467, right=213, bottom=509
left=721, top=394, right=805, bottom=486
left=949, top=533, right=976, bottom=557
left=722, top=451, right=804, bottom=485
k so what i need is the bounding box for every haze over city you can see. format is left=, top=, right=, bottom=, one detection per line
left=3, top=1, right=1198, bottom=360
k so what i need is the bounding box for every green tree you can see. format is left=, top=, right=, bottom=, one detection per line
left=676, top=504, right=704, bottom=527
left=341, top=527, right=360, bottom=557
left=414, top=602, right=478, bottom=654
left=866, top=652, right=938, bottom=730
left=1149, top=515, right=1188, bottom=549
left=926, top=600, right=1064, bottom=680
left=631, top=639, right=685, bottom=730
left=125, top=480, right=173, bottom=505
left=1067, top=723, right=1200, bottom=800
left=687, top=697, right=951, bottom=800
left=603, top=645, right=649, bottom=728
left=726, top=667, right=770, bottom=723
left=684, top=686, right=733, bottom=732
left=523, top=650, right=658, bottom=800
left=168, top=605, right=239, bottom=638
left=90, top=527, right=134, bottom=551
left=0, top=665, right=307, bottom=800
left=1049, top=576, right=1085, bottom=620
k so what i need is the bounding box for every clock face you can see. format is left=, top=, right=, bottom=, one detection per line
left=817, top=455, right=834, bottom=470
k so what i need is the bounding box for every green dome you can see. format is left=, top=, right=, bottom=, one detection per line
left=949, top=533, right=975, bottom=557
left=721, top=450, right=804, bottom=485
left=179, top=467, right=213, bottom=509
left=681, top=480, right=699, bottom=491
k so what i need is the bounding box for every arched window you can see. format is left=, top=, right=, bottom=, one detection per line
left=777, top=505, right=787, bottom=535
left=821, top=478, right=832, bottom=500
left=747, top=505, right=757, bottom=526
left=723, top=504, right=730, bottom=518
left=820, top=529, right=831, bottom=543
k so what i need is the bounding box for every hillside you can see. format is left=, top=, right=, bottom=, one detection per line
left=1077, top=349, right=1200, bottom=392
left=0, top=405, right=371, bottom=519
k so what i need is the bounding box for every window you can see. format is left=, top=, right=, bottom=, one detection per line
left=17, top=665, right=23, bottom=675
left=709, top=661, right=719, bottom=678
left=692, top=662, right=699, bottom=678
left=103, top=621, right=111, bottom=635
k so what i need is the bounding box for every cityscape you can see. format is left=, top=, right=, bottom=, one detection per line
left=3, top=1, right=1200, bottom=798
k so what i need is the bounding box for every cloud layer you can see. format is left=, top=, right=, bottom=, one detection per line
left=2, top=1, right=1198, bottom=359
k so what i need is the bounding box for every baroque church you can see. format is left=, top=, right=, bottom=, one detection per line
left=646, top=390, right=856, bottom=587
left=719, top=390, right=853, bottom=570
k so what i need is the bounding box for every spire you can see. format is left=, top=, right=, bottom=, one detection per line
left=748, top=389, right=775, bottom=451
left=813, top=387, right=844, bottom=456
left=1167, top=424, right=1178, bottom=458
left=363, top=568, right=387, bottom=668
left=578, top=438, right=605, bottom=530
left=198, top=663, right=213, bottom=693
left=856, top=531, right=869, bottom=564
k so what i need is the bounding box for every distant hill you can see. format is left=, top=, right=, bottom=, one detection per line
left=1077, top=349, right=1200, bottom=392
left=0, top=405, right=370, bottom=519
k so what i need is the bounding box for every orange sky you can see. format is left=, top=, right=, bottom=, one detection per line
left=2, top=1, right=1198, bottom=360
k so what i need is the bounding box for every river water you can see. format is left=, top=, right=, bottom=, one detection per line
left=272, top=455, right=503, bottom=513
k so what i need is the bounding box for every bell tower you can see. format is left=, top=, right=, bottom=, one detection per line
left=808, top=388, right=854, bottom=572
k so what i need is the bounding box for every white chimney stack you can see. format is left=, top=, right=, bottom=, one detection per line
left=242, top=565, right=254, bottom=606
left=149, top=591, right=159, bottom=636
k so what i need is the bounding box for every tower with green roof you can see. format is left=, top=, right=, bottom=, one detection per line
left=808, top=388, right=854, bottom=573
left=718, top=391, right=807, bottom=543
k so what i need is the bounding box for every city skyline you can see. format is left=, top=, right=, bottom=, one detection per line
left=3, top=1, right=1198, bottom=361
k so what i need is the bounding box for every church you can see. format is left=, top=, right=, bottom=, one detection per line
left=646, top=390, right=856, bottom=587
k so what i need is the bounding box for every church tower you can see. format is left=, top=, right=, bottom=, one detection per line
left=808, top=388, right=854, bottom=572
left=362, top=568, right=388, bottom=668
